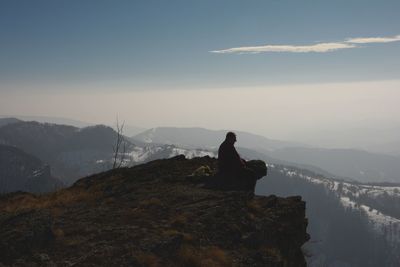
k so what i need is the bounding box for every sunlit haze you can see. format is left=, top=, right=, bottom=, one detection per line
left=1, top=80, right=399, bottom=148
left=1, top=0, right=400, bottom=148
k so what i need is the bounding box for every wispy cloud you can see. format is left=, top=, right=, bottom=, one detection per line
left=211, top=42, right=356, bottom=54
left=211, top=34, right=400, bottom=54
left=346, top=35, right=400, bottom=44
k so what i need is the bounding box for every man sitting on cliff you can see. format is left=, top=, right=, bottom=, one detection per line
left=217, top=132, right=265, bottom=192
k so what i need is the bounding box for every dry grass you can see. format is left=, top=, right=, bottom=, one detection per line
left=203, top=246, right=232, bottom=267
left=0, top=188, right=102, bottom=213
left=182, top=232, right=194, bottom=243
left=177, top=245, right=201, bottom=267
left=103, top=197, right=116, bottom=205
left=52, top=227, right=65, bottom=239
left=191, top=166, right=213, bottom=177
left=170, top=213, right=188, bottom=228
left=162, top=229, right=180, bottom=237
left=263, top=246, right=282, bottom=261
left=134, top=252, right=160, bottom=267
left=247, top=212, right=256, bottom=221
left=246, top=199, right=263, bottom=215
left=62, top=237, right=85, bottom=247
left=139, top=197, right=163, bottom=208
left=177, top=245, right=232, bottom=267
left=161, top=229, right=194, bottom=244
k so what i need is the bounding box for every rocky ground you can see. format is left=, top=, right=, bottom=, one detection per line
left=0, top=155, right=309, bottom=267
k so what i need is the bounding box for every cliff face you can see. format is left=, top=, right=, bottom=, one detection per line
left=0, top=156, right=309, bottom=267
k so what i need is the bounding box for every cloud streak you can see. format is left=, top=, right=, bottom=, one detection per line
left=346, top=35, right=400, bottom=44
left=211, top=42, right=356, bottom=54
left=211, top=34, right=400, bottom=54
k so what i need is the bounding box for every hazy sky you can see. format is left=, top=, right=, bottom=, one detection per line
left=1, top=1, right=400, bottom=146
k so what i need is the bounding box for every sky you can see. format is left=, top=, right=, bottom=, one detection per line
left=1, top=0, right=400, bottom=147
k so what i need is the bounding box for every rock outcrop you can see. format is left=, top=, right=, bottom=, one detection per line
left=0, top=155, right=309, bottom=266
left=201, top=159, right=268, bottom=192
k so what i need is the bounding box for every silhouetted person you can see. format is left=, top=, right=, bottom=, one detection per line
left=218, top=132, right=244, bottom=175
left=217, top=132, right=258, bottom=191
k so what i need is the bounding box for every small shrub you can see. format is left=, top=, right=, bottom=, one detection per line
left=191, top=166, right=213, bottom=177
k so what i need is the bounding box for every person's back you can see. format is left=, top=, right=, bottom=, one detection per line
left=211, top=132, right=267, bottom=192
left=218, top=132, right=243, bottom=175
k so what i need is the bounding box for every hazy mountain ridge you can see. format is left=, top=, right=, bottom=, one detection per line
left=0, top=121, right=125, bottom=184
left=0, top=122, right=218, bottom=186
left=0, top=118, right=22, bottom=128
left=299, top=123, right=400, bottom=156
left=2, top=120, right=399, bottom=188
left=0, top=145, right=62, bottom=193
left=134, top=126, right=400, bottom=183
left=0, top=121, right=78, bottom=161
left=3, top=120, right=399, bottom=187
left=368, top=140, right=400, bottom=156
left=133, top=127, right=304, bottom=151
left=237, top=146, right=338, bottom=178
left=0, top=116, right=91, bottom=128
left=269, top=147, right=400, bottom=183
left=0, top=116, right=146, bottom=136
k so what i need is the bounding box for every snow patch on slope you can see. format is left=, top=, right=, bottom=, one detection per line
left=269, top=164, right=400, bottom=243
left=169, top=148, right=215, bottom=159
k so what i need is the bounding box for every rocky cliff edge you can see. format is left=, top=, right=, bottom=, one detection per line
left=0, top=155, right=309, bottom=267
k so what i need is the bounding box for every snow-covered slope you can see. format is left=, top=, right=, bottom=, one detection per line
left=125, top=144, right=216, bottom=165
left=270, top=164, right=400, bottom=245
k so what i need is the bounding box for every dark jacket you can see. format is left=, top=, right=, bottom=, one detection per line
left=218, top=140, right=244, bottom=174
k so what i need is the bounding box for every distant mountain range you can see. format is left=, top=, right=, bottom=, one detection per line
left=0, top=115, right=91, bottom=128
left=133, top=127, right=306, bottom=150
left=300, top=123, right=400, bottom=156
left=367, top=140, right=400, bottom=157
left=0, top=144, right=62, bottom=193
left=133, top=127, right=400, bottom=183
left=0, top=117, right=21, bottom=128
left=0, top=120, right=124, bottom=184
left=0, top=115, right=146, bottom=136
left=0, top=120, right=219, bottom=187
left=268, top=147, right=400, bottom=183
left=1, top=118, right=400, bottom=187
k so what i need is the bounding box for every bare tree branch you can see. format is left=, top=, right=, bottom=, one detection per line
left=112, top=116, right=126, bottom=169
left=117, top=137, right=127, bottom=169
